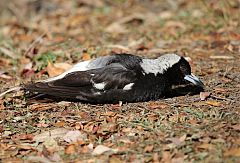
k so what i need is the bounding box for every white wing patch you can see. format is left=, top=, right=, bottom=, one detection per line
left=140, top=53, right=181, bottom=76
left=93, top=82, right=106, bottom=90
left=123, top=83, right=134, bottom=90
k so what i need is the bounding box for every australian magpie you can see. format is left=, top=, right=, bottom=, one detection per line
left=24, top=53, right=204, bottom=103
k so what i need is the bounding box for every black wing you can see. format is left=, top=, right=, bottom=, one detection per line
left=24, top=63, right=139, bottom=103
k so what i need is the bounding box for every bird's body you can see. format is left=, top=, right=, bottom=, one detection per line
left=24, top=53, right=204, bottom=103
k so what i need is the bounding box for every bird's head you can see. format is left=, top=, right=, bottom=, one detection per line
left=165, top=54, right=204, bottom=88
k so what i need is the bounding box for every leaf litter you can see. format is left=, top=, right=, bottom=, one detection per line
left=0, top=0, right=240, bottom=162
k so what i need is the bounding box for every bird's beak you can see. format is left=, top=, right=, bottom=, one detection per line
left=184, top=74, right=204, bottom=88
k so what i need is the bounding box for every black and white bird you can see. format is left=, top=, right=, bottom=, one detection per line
left=24, top=53, right=204, bottom=103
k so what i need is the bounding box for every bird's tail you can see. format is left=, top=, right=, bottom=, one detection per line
left=23, top=82, right=91, bottom=101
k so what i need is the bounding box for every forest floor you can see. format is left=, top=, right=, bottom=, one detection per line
left=0, top=0, right=240, bottom=162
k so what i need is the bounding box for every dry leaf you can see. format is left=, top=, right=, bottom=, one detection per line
left=205, top=100, right=221, bottom=106
left=63, top=130, right=87, bottom=143
left=200, top=92, right=211, bottom=101
left=161, top=151, right=172, bottom=163
left=106, top=23, right=128, bottom=34
left=144, top=145, right=154, bottom=153
left=54, top=121, right=65, bottom=127
left=226, top=44, right=234, bottom=52
left=47, top=62, right=72, bottom=77
left=33, top=128, right=69, bottom=142
left=230, top=124, right=240, bottom=131
left=167, top=134, right=186, bottom=146
left=159, top=11, right=173, bottom=19
left=164, top=21, right=186, bottom=30
left=224, top=148, right=240, bottom=157
left=214, top=88, right=227, bottom=93
left=148, top=102, right=168, bottom=109
left=30, top=103, right=57, bottom=111
left=43, top=138, right=61, bottom=153
left=92, top=145, right=118, bottom=155
left=47, top=62, right=65, bottom=77
left=65, top=144, right=76, bottom=154
left=82, top=53, right=91, bottom=61
left=27, top=156, right=52, bottom=163
left=197, top=143, right=214, bottom=150
left=109, top=156, right=122, bottom=163
left=53, top=63, right=72, bottom=70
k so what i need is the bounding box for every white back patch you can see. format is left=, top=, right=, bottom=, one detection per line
left=93, top=82, right=106, bottom=90
left=42, top=60, right=91, bottom=82
left=123, top=83, right=134, bottom=90
left=43, top=56, right=115, bottom=83
left=140, top=53, right=181, bottom=76
left=72, top=60, right=91, bottom=71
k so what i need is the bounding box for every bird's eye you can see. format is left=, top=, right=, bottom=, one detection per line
left=179, top=65, right=189, bottom=76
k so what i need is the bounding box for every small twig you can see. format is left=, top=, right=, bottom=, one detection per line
left=24, top=32, right=46, bottom=56
left=0, top=86, right=22, bottom=98
left=210, top=95, right=234, bottom=102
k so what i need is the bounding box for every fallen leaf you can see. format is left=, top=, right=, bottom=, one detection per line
left=161, top=151, right=172, bottom=163
left=214, top=88, right=227, bottom=93
left=11, top=134, right=33, bottom=141
left=63, top=130, right=87, bottom=143
left=27, top=156, right=52, bottom=163
left=148, top=102, right=168, bottom=109
left=144, top=145, right=154, bottom=153
left=33, top=128, right=69, bottom=142
left=167, top=134, right=186, bottom=146
left=200, top=92, right=211, bottom=101
left=153, top=153, right=160, bottom=162
left=82, top=52, right=91, bottom=61
left=47, top=62, right=66, bottom=77
left=172, top=157, right=184, bottom=163
left=43, top=138, right=61, bottom=153
left=30, top=103, right=58, bottom=111
left=205, top=100, right=221, bottom=106
left=65, top=144, right=76, bottom=154
left=230, top=124, right=240, bottom=131
left=106, top=23, right=128, bottom=34
left=225, top=44, right=234, bottom=52
left=197, top=143, right=214, bottom=150
left=159, top=11, right=173, bottom=19
left=109, top=156, right=122, bottom=163
left=224, top=148, right=240, bottom=157
left=92, top=145, right=118, bottom=155
left=54, top=121, right=65, bottom=127
left=164, top=21, right=186, bottom=30
left=53, top=63, right=72, bottom=70
left=36, top=123, right=49, bottom=128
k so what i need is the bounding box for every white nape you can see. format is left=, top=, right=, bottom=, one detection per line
left=140, top=53, right=181, bottom=76
left=123, top=83, right=134, bottom=90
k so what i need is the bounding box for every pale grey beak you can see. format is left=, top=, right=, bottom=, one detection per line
left=184, top=74, right=204, bottom=88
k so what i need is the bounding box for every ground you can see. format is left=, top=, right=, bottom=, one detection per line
left=0, top=0, right=240, bottom=162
